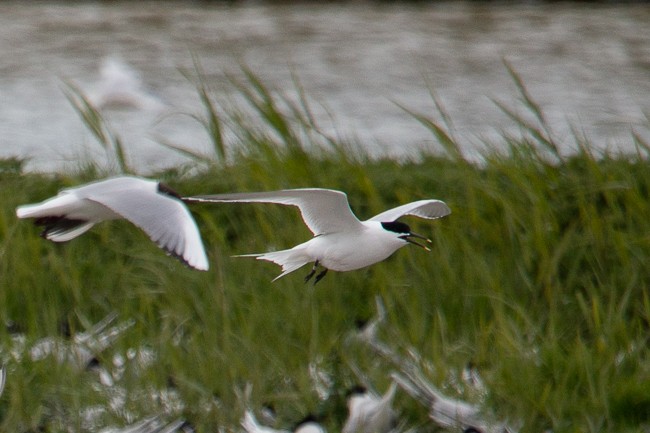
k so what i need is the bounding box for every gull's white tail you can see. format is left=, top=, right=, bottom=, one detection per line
left=16, top=196, right=97, bottom=242
left=237, top=247, right=311, bottom=281
left=16, top=193, right=77, bottom=219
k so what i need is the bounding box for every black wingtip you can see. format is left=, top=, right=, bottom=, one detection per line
left=157, top=241, right=208, bottom=271
left=34, top=216, right=88, bottom=241
left=157, top=182, right=182, bottom=200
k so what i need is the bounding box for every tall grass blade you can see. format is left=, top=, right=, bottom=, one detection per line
left=61, top=81, right=130, bottom=173
left=492, top=98, right=556, bottom=161
left=62, top=82, right=110, bottom=149
left=423, top=76, right=455, bottom=134
left=632, top=131, right=650, bottom=158
left=286, top=72, right=360, bottom=161
left=198, top=82, right=226, bottom=163
left=112, top=136, right=131, bottom=174
left=157, top=139, right=215, bottom=165
left=395, top=102, right=464, bottom=161
left=235, top=67, right=303, bottom=154
left=501, top=60, right=562, bottom=161
left=182, top=57, right=227, bottom=163
left=290, top=69, right=318, bottom=130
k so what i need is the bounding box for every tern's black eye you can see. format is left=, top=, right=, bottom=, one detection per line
left=381, top=221, right=411, bottom=234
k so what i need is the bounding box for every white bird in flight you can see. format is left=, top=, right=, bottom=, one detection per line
left=188, top=188, right=450, bottom=283
left=87, top=56, right=166, bottom=111
left=16, top=176, right=209, bottom=271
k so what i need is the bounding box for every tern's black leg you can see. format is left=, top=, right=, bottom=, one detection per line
left=314, top=268, right=328, bottom=285
left=304, top=260, right=320, bottom=283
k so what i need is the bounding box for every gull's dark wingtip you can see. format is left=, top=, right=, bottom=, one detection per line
left=153, top=237, right=209, bottom=271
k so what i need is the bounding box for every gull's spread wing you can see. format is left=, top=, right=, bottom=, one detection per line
left=367, top=200, right=451, bottom=222
left=79, top=178, right=209, bottom=271
left=189, top=189, right=362, bottom=235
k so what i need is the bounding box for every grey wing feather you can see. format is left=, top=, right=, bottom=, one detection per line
left=367, top=200, right=451, bottom=222
left=85, top=188, right=209, bottom=271
left=190, top=189, right=362, bottom=235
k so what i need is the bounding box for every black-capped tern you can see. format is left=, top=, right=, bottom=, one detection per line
left=189, top=189, right=450, bottom=283
left=16, top=176, right=209, bottom=271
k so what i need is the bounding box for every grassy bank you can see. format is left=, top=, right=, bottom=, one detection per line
left=1, top=70, right=649, bottom=432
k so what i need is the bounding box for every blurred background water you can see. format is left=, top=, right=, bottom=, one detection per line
left=1, top=1, right=649, bottom=172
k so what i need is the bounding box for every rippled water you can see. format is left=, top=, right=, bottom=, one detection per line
left=1, top=2, right=649, bottom=171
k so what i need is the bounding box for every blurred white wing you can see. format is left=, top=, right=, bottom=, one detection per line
left=80, top=179, right=209, bottom=271
left=90, top=56, right=165, bottom=111
left=190, top=189, right=363, bottom=235
left=368, top=200, right=451, bottom=222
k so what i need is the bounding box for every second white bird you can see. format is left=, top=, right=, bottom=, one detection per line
left=189, top=188, right=450, bottom=283
left=16, top=176, right=209, bottom=271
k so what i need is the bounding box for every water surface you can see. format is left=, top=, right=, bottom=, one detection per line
left=1, top=2, right=648, bottom=171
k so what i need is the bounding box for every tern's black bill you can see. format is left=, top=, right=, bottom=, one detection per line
left=400, top=232, right=432, bottom=251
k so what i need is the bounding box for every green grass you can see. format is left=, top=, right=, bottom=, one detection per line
left=1, top=68, right=650, bottom=432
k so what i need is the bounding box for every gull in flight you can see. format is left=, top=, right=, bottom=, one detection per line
left=16, top=176, right=209, bottom=271
left=189, top=188, right=450, bottom=283
left=87, top=56, right=166, bottom=111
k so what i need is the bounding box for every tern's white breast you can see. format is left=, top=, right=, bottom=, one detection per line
left=305, top=222, right=406, bottom=272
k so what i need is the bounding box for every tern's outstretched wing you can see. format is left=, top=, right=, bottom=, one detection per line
left=189, top=189, right=363, bottom=235
left=367, top=200, right=451, bottom=223
left=80, top=181, right=209, bottom=271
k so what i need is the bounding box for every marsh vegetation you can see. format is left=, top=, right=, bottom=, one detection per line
left=1, top=69, right=649, bottom=432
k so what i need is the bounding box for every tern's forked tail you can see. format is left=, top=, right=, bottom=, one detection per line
left=235, top=247, right=311, bottom=281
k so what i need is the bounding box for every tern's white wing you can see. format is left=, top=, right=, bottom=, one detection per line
left=190, top=189, right=362, bottom=235
left=367, top=200, right=451, bottom=223
left=78, top=178, right=209, bottom=271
